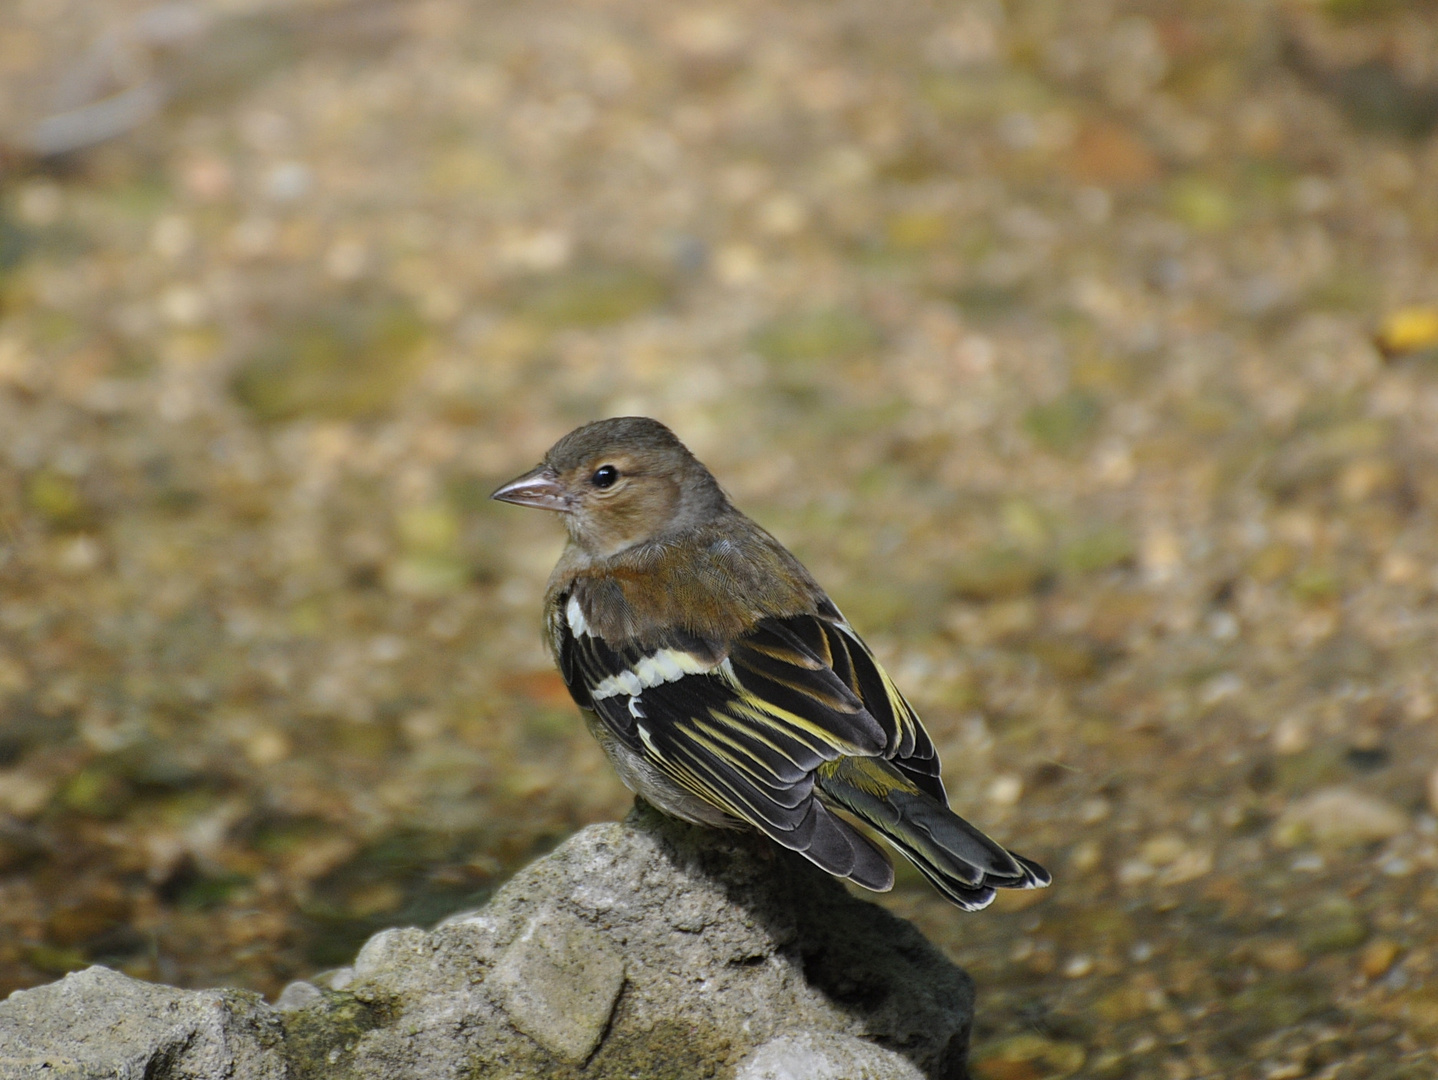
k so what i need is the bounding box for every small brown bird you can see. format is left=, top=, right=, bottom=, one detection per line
left=492, top=417, right=1049, bottom=909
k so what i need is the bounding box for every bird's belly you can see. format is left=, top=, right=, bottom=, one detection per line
left=581, top=709, right=739, bottom=829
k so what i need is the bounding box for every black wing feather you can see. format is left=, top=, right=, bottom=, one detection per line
left=819, top=620, right=946, bottom=801
left=554, top=596, right=955, bottom=888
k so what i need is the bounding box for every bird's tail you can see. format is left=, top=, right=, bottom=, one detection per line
left=815, top=755, right=1050, bottom=911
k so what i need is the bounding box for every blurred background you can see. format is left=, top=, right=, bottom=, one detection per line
left=1, top=0, right=1437, bottom=1076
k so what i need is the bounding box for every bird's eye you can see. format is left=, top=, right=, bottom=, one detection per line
left=591, top=465, right=619, bottom=489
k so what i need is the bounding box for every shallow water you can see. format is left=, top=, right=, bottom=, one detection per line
left=1, top=1, right=1437, bottom=1076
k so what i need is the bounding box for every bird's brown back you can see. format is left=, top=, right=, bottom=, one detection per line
left=547, top=512, right=827, bottom=647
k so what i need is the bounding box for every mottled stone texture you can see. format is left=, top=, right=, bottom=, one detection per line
left=0, top=966, right=287, bottom=1080
left=0, top=807, right=973, bottom=1079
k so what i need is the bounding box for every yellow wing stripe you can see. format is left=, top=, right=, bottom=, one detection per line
left=685, top=726, right=779, bottom=789
left=834, top=622, right=922, bottom=754
left=691, top=713, right=805, bottom=784
left=713, top=657, right=870, bottom=757
left=739, top=638, right=827, bottom=670
left=723, top=695, right=870, bottom=758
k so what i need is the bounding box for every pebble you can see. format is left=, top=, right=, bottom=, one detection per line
left=1297, top=897, right=1368, bottom=954
left=1067, top=840, right=1102, bottom=874
left=971, top=1034, right=1086, bottom=1080
left=1255, top=938, right=1307, bottom=973
left=0, top=771, right=56, bottom=820
left=987, top=775, right=1023, bottom=807
left=1361, top=940, right=1402, bottom=980
left=1273, top=787, right=1409, bottom=849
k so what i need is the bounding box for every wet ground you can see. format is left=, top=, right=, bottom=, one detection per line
left=2, top=0, right=1438, bottom=1076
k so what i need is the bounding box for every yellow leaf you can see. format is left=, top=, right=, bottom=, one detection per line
left=1377, top=306, right=1438, bottom=358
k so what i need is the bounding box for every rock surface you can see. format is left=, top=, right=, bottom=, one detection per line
left=0, top=965, right=286, bottom=1080
left=485, top=905, right=626, bottom=1063
left=0, top=807, right=973, bottom=1079
left=735, top=1032, right=928, bottom=1080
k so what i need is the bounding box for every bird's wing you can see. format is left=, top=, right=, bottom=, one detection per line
left=811, top=602, right=946, bottom=801
left=554, top=604, right=900, bottom=888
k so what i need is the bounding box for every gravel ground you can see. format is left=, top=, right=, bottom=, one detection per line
left=2, top=1, right=1438, bottom=1077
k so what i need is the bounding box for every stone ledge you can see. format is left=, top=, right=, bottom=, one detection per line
left=0, top=806, right=973, bottom=1079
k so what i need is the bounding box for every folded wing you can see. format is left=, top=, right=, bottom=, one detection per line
left=556, top=607, right=896, bottom=888
left=554, top=599, right=1048, bottom=906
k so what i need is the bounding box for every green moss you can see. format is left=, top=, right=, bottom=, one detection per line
left=876, top=143, right=948, bottom=184
left=1022, top=391, right=1101, bottom=453
left=1058, top=525, right=1134, bottom=575
left=106, top=174, right=173, bottom=219
left=950, top=546, right=1051, bottom=601
left=0, top=211, right=31, bottom=274
left=388, top=502, right=470, bottom=594
left=1000, top=498, right=1054, bottom=552
left=1180, top=395, right=1243, bottom=436
left=58, top=766, right=132, bottom=819
left=971, top=1034, right=1085, bottom=1079
left=1028, top=635, right=1106, bottom=678
left=386, top=555, right=470, bottom=596
left=471, top=1016, right=735, bottom=1079
left=281, top=989, right=397, bottom=1080
left=1314, top=59, right=1438, bottom=138
left=753, top=308, right=881, bottom=370
left=1274, top=744, right=1347, bottom=795
left=1321, top=0, right=1405, bottom=18
left=1309, top=266, right=1377, bottom=312
left=25, top=470, right=89, bottom=529
left=23, top=944, right=89, bottom=976
left=1290, top=566, right=1341, bottom=604
left=397, top=503, right=460, bottom=555
left=174, top=871, right=252, bottom=912
left=1228, top=973, right=1329, bottom=1029
left=1297, top=897, right=1368, bottom=953
left=947, top=283, right=1025, bottom=319
left=231, top=297, right=428, bottom=421
left=920, top=71, right=1053, bottom=121
left=1168, top=175, right=1236, bottom=232
left=517, top=268, right=669, bottom=328
left=829, top=580, right=936, bottom=636
left=522, top=707, right=575, bottom=742
left=884, top=209, right=951, bottom=252
left=252, top=816, right=334, bottom=857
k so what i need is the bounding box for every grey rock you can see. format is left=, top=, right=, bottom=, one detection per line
left=0, top=965, right=285, bottom=1080
left=273, top=981, right=324, bottom=1012
left=736, top=1032, right=928, bottom=1080
left=0, top=806, right=975, bottom=1079
left=487, top=905, right=625, bottom=1062
left=319, top=805, right=973, bottom=1078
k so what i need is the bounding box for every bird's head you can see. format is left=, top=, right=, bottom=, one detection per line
left=491, top=417, right=728, bottom=556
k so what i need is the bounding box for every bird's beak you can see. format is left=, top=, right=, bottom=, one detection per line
left=490, top=465, right=570, bottom=512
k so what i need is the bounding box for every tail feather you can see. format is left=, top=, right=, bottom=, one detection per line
left=760, top=795, right=896, bottom=893
left=908, top=861, right=997, bottom=912
left=815, top=756, right=1050, bottom=911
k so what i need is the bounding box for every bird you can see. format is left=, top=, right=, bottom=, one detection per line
left=491, top=416, right=1049, bottom=910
